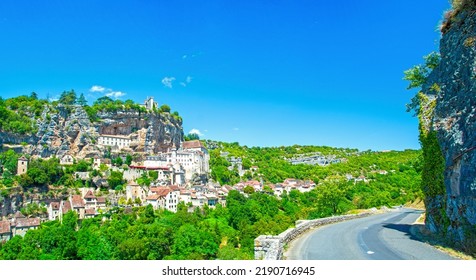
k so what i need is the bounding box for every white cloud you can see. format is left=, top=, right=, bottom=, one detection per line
left=89, top=85, right=126, bottom=99
left=189, top=128, right=204, bottom=136
left=106, top=91, right=126, bottom=99
left=89, top=85, right=106, bottom=93
left=180, top=76, right=193, bottom=87
left=162, top=77, right=176, bottom=88
left=233, top=127, right=239, bottom=131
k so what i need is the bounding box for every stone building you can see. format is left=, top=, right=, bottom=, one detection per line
left=0, top=220, right=11, bottom=242
left=98, top=134, right=132, bottom=150
left=17, top=156, right=28, bottom=175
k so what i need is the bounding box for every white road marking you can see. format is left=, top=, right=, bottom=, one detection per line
left=367, top=251, right=375, bottom=255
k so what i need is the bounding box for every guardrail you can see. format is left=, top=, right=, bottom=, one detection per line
left=254, top=212, right=374, bottom=260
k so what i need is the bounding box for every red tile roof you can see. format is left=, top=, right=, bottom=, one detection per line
left=150, top=187, right=171, bottom=197
left=182, top=140, right=203, bottom=149
left=85, top=208, right=96, bottom=215
left=50, top=202, right=60, bottom=210
left=146, top=194, right=160, bottom=201
left=71, top=195, right=85, bottom=208
left=0, top=220, right=11, bottom=234
left=84, top=190, right=96, bottom=199
left=14, top=211, right=25, bottom=218
left=97, top=197, right=106, bottom=204
left=15, top=217, right=40, bottom=228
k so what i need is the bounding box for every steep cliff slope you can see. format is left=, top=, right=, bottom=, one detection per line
left=421, top=2, right=476, bottom=253
left=0, top=104, right=183, bottom=158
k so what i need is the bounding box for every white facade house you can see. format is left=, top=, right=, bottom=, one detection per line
left=98, top=134, right=132, bottom=149
left=60, top=154, right=75, bottom=165
left=158, top=141, right=210, bottom=181
left=146, top=186, right=180, bottom=212
left=143, top=96, right=158, bottom=111
left=144, top=156, right=167, bottom=168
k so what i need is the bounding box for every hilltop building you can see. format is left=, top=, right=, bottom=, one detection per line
left=143, top=96, right=158, bottom=111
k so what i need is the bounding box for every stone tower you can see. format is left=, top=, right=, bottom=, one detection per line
left=17, top=156, right=28, bottom=175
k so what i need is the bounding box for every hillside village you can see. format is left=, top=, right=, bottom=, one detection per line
left=0, top=94, right=425, bottom=260
left=0, top=96, right=328, bottom=241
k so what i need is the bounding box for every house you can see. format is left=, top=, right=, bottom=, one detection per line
left=96, top=197, right=107, bottom=209
left=12, top=217, right=40, bottom=237
left=48, top=201, right=61, bottom=221
left=298, top=180, right=316, bottom=193
left=17, top=156, right=28, bottom=175
left=59, top=200, right=72, bottom=216
left=84, top=208, right=97, bottom=219
left=126, top=182, right=147, bottom=202
left=179, top=189, right=192, bottom=205
left=98, top=134, right=132, bottom=150
left=145, top=194, right=165, bottom=210
left=148, top=186, right=180, bottom=212
left=60, top=154, right=74, bottom=165
left=75, top=172, right=90, bottom=181
left=0, top=220, right=12, bottom=242
left=93, top=156, right=101, bottom=170
left=71, top=195, right=85, bottom=219
left=83, top=190, right=97, bottom=209
left=143, top=96, right=158, bottom=111
left=274, top=184, right=285, bottom=196
left=204, top=194, right=218, bottom=208
left=283, top=178, right=298, bottom=186
left=244, top=180, right=261, bottom=191
left=190, top=193, right=208, bottom=208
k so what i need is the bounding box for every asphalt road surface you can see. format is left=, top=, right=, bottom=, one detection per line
left=285, top=208, right=456, bottom=260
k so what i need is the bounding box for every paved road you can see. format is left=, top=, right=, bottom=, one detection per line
left=285, top=208, right=456, bottom=260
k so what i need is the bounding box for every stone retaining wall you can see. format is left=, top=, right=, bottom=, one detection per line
left=254, top=212, right=373, bottom=260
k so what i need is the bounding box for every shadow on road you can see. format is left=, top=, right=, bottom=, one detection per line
left=382, top=223, right=424, bottom=242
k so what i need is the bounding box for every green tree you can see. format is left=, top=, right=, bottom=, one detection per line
left=159, top=104, right=171, bottom=113
left=59, top=90, right=77, bottom=105
left=403, top=52, right=441, bottom=113
left=185, top=133, right=200, bottom=141
left=108, top=171, right=125, bottom=189
left=77, top=93, right=87, bottom=106
left=243, top=186, right=255, bottom=194
left=125, top=154, right=133, bottom=165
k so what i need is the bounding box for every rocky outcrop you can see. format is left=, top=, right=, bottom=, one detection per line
left=422, top=6, right=476, bottom=252
left=96, top=110, right=183, bottom=154
left=1, top=105, right=183, bottom=159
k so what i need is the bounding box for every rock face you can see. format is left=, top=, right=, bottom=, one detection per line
left=423, top=8, right=476, bottom=250
left=1, top=105, right=183, bottom=158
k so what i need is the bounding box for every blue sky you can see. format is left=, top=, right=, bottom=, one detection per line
left=0, top=0, right=450, bottom=151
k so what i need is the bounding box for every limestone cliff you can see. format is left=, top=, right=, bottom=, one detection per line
left=0, top=105, right=183, bottom=158
left=422, top=4, right=476, bottom=252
